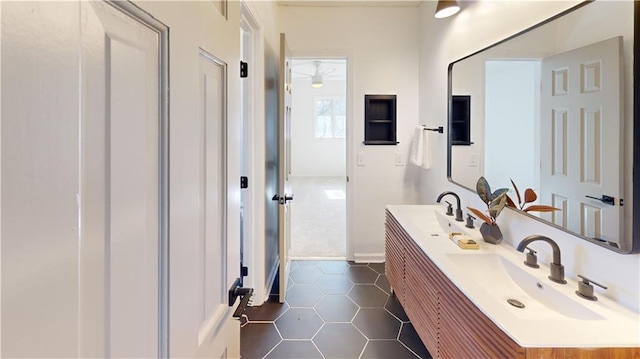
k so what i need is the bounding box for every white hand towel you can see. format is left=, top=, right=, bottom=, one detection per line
left=409, top=127, right=423, bottom=166
left=421, top=128, right=431, bottom=169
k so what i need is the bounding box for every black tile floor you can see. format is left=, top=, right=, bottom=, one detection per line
left=241, top=261, right=432, bottom=359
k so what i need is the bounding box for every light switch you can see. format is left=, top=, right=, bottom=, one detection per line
left=357, top=152, right=366, bottom=166
left=469, top=153, right=478, bottom=167
left=395, top=152, right=404, bottom=166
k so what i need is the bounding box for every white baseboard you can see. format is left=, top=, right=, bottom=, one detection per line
left=290, top=256, right=347, bottom=261
left=352, top=252, right=385, bottom=263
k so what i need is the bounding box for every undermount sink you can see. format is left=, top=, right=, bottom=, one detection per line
left=445, top=253, right=605, bottom=321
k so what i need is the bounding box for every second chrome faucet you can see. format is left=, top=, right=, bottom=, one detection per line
left=516, top=235, right=567, bottom=284
left=436, top=191, right=464, bottom=222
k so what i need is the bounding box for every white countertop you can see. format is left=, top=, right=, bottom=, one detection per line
left=387, top=205, right=640, bottom=348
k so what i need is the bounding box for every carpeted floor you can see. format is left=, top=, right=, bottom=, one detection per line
left=290, top=176, right=346, bottom=258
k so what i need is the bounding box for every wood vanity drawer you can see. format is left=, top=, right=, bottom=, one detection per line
left=438, top=273, right=525, bottom=359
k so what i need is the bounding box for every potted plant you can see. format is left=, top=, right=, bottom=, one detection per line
left=467, top=177, right=509, bottom=244
left=505, top=179, right=560, bottom=213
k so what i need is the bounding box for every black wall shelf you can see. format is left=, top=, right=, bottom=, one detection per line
left=364, top=94, right=397, bottom=145
left=451, top=95, right=471, bottom=145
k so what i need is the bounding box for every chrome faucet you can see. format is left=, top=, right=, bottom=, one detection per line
left=516, top=235, right=567, bottom=284
left=436, top=191, right=463, bottom=222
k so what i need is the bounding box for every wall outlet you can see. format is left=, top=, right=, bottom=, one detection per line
left=357, top=152, right=366, bottom=166
left=395, top=152, right=404, bottom=166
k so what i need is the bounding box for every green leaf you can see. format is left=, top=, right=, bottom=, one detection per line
left=476, top=177, right=491, bottom=203
left=491, top=188, right=509, bottom=202
left=489, top=193, right=507, bottom=220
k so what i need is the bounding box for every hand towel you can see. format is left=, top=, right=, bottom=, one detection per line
left=409, top=127, right=423, bottom=166
left=421, top=128, right=431, bottom=169
left=409, top=127, right=431, bottom=169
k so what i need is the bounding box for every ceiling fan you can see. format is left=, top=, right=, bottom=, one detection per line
left=292, top=60, right=341, bottom=88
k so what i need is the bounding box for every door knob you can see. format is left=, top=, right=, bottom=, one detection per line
left=585, top=195, right=615, bottom=205
left=228, top=278, right=254, bottom=318
left=271, top=194, right=294, bottom=204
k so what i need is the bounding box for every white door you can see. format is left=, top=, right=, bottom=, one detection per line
left=80, top=2, right=166, bottom=357
left=278, top=33, right=293, bottom=303
left=540, top=36, right=623, bottom=243
left=132, top=2, right=245, bottom=357
left=196, top=50, right=241, bottom=358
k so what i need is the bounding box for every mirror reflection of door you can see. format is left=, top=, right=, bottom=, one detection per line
left=290, top=58, right=347, bottom=259
left=539, top=37, right=623, bottom=243
left=449, top=0, right=632, bottom=251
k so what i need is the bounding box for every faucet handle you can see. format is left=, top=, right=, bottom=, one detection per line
left=465, top=213, right=475, bottom=229
left=444, top=201, right=453, bottom=216
left=575, top=274, right=607, bottom=301
left=523, top=247, right=539, bottom=268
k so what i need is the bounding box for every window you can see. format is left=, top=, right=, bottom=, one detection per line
left=314, top=97, right=346, bottom=139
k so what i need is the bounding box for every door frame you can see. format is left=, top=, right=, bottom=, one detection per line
left=240, top=1, right=269, bottom=306
left=103, top=1, right=170, bottom=356
left=289, top=50, right=353, bottom=260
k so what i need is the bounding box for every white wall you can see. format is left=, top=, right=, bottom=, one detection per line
left=485, top=60, right=539, bottom=192
left=291, top=78, right=346, bottom=177
left=418, top=1, right=640, bottom=312
left=279, top=5, right=422, bottom=261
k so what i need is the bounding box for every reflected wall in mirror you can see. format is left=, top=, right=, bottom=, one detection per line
left=447, top=1, right=639, bottom=253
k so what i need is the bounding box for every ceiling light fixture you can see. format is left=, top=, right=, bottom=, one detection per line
left=311, top=73, right=324, bottom=88
left=311, top=61, right=324, bottom=88
left=434, top=0, right=460, bottom=19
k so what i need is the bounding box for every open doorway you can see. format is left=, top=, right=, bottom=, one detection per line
left=290, top=58, right=347, bottom=259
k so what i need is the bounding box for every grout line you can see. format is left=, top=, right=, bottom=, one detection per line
left=397, top=337, right=423, bottom=359
left=357, top=339, right=369, bottom=359
left=246, top=320, right=275, bottom=324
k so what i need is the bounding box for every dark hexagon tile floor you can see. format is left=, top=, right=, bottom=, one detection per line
left=348, top=284, right=389, bottom=308
left=241, top=260, right=432, bottom=359
left=315, top=295, right=358, bottom=322
left=315, top=274, right=354, bottom=295
left=313, top=323, right=367, bottom=359
left=285, top=284, right=323, bottom=307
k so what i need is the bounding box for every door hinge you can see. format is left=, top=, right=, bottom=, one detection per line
left=241, top=176, right=248, bottom=189
left=346, top=176, right=349, bottom=183
left=240, top=61, right=248, bottom=78
left=241, top=265, right=249, bottom=277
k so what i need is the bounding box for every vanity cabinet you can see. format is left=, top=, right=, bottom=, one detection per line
left=385, top=210, right=640, bottom=359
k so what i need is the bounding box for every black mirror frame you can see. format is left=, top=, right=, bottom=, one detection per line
left=446, top=0, right=640, bottom=254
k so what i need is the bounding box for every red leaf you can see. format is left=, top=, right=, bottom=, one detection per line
left=510, top=178, right=522, bottom=205
left=523, top=188, right=537, bottom=204
left=505, top=194, right=517, bottom=208
left=523, top=205, right=561, bottom=213
left=467, top=206, right=494, bottom=225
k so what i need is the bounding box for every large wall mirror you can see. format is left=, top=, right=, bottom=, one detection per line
left=447, top=1, right=640, bottom=254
